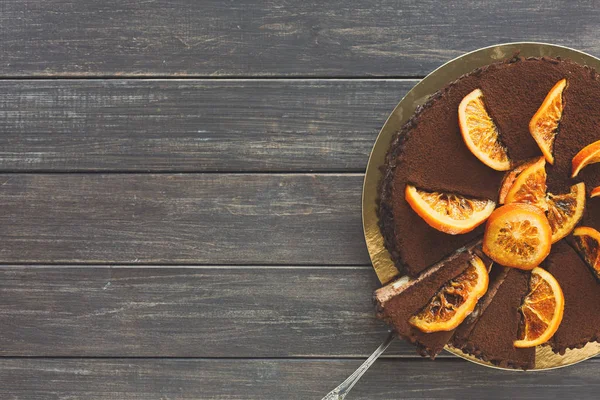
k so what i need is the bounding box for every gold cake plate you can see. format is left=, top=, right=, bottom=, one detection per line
left=362, top=42, right=600, bottom=371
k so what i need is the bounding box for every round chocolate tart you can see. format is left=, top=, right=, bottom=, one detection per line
left=363, top=43, right=600, bottom=371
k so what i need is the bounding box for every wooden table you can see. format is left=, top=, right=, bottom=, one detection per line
left=1, top=1, right=599, bottom=398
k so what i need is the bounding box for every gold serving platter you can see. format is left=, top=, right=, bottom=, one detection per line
left=362, top=42, right=600, bottom=370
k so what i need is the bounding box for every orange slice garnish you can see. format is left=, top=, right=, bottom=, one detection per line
left=458, top=89, right=511, bottom=171
left=503, top=157, right=548, bottom=211
left=546, top=182, right=585, bottom=243
left=529, top=78, right=567, bottom=165
left=572, top=226, right=600, bottom=280
left=409, top=255, right=489, bottom=333
left=514, top=267, right=564, bottom=348
left=571, top=139, right=600, bottom=177
left=405, top=185, right=495, bottom=235
left=498, top=158, right=539, bottom=204
left=591, top=186, right=600, bottom=198
left=483, top=203, right=552, bottom=270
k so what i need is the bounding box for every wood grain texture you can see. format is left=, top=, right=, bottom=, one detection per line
left=0, top=266, right=433, bottom=357
left=0, top=80, right=412, bottom=172
left=2, top=1, right=600, bottom=77
left=0, top=173, right=370, bottom=265
left=1, top=358, right=599, bottom=399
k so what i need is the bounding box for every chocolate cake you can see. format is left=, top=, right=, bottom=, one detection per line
left=544, top=241, right=600, bottom=354
left=374, top=244, right=481, bottom=358
left=375, top=54, right=600, bottom=369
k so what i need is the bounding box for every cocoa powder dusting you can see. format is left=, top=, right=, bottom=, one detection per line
left=544, top=241, right=600, bottom=354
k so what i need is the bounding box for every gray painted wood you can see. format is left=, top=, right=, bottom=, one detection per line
left=0, top=173, right=369, bottom=265
left=2, top=1, right=600, bottom=77
left=5, top=1, right=600, bottom=396
left=0, top=80, right=413, bottom=172
left=1, top=358, right=598, bottom=399
left=0, top=266, right=434, bottom=357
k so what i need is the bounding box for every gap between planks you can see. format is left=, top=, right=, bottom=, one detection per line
left=0, top=264, right=374, bottom=269
left=0, top=355, right=443, bottom=360
left=0, top=171, right=369, bottom=175
left=0, top=76, right=425, bottom=81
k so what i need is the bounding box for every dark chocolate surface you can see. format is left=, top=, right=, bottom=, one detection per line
left=544, top=241, right=600, bottom=354
left=451, top=264, right=510, bottom=347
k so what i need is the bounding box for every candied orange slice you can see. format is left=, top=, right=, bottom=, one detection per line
left=458, top=89, right=511, bottom=171
left=529, top=78, right=567, bottom=165
left=503, top=157, right=548, bottom=211
left=498, top=158, right=539, bottom=204
left=572, top=226, right=600, bottom=280
left=514, top=267, right=564, bottom=348
left=571, top=139, right=600, bottom=177
left=483, top=203, right=552, bottom=270
left=409, top=256, right=489, bottom=333
left=546, top=182, right=585, bottom=243
left=591, top=186, right=600, bottom=198
left=405, top=185, right=495, bottom=235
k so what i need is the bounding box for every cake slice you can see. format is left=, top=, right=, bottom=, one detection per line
left=374, top=243, right=483, bottom=358
left=544, top=241, right=600, bottom=354
left=451, top=264, right=510, bottom=347
left=452, top=268, right=536, bottom=369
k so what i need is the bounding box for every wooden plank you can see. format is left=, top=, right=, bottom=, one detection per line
left=0, top=173, right=370, bottom=265
left=0, top=79, right=412, bottom=172
left=0, top=266, right=433, bottom=357
left=1, top=358, right=598, bottom=399
left=1, top=1, right=599, bottom=77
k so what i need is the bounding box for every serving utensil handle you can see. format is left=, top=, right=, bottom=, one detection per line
left=321, top=331, right=395, bottom=400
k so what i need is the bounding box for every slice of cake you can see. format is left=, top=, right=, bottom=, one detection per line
left=453, top=268, right=536, bottom=369
left=544, top=241, right=600, bottom=354
left=374, top=243, right=482, bottom=358
left=451, top=264, right=510, bottom=347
